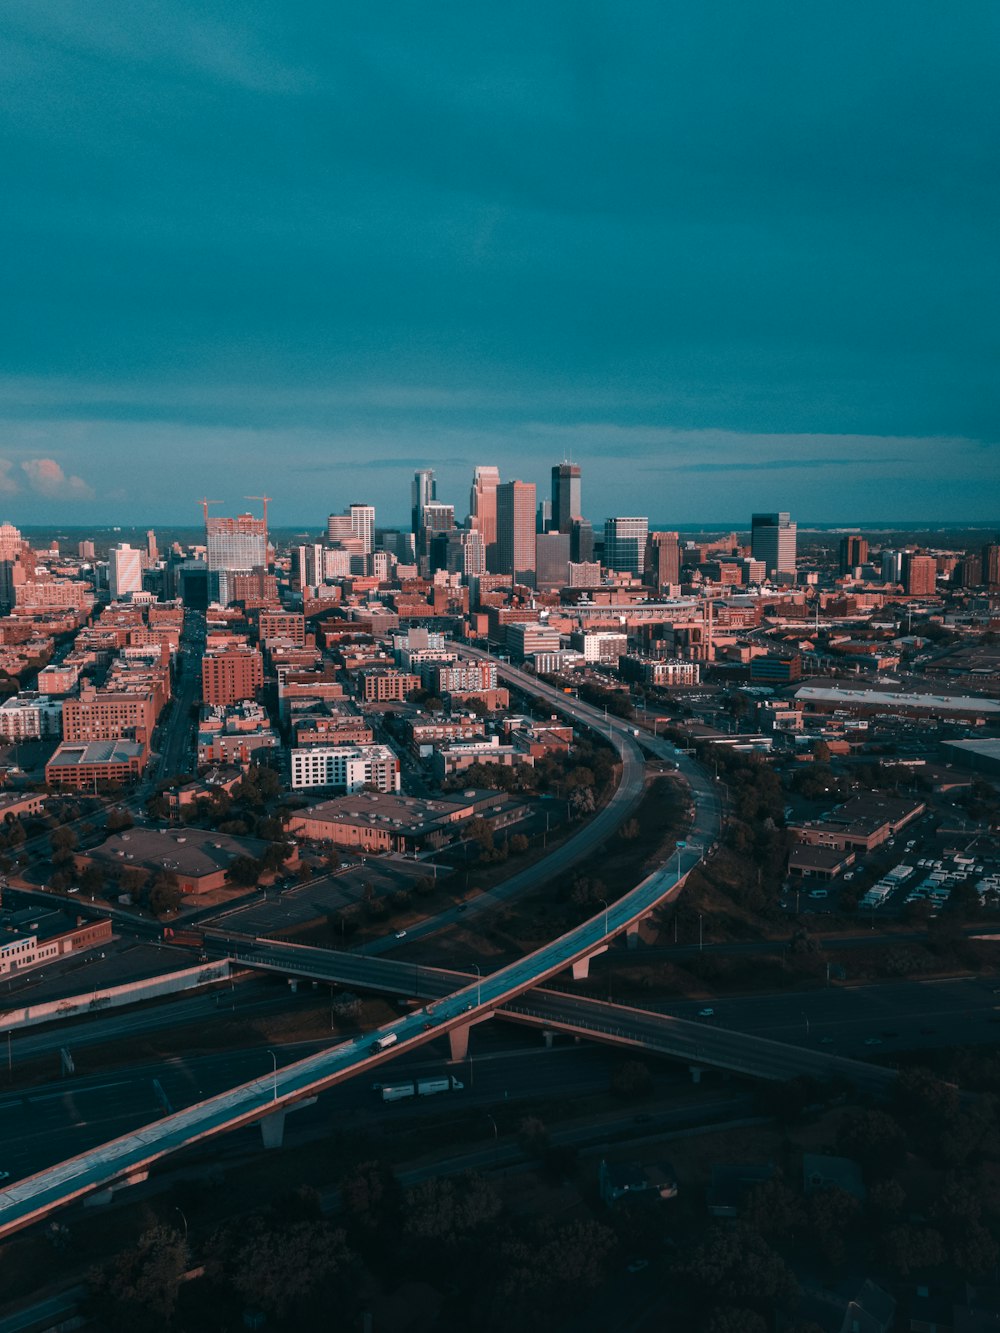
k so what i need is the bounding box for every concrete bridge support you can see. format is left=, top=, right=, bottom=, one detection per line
left=83, top=1168, right=150, bottom=1208
left=571, top=945, right=608, bottom=980
left=259, top=1096, right=317, bottom=1149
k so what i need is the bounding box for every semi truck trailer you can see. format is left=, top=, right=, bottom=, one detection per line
left=380, top=1075, right=464, bottom=1103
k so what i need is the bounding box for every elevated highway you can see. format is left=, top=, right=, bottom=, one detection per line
left=5, top=643, right=867, bottom=1240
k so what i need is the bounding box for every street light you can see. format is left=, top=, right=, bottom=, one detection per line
left=698, top=913, right=704, bottom=951
left=802, top=1011, right=810, bottom=1038
left=486, top=1112, right=499, bottom=1173
left=598, top=898, right=610, bottom=939
left=268, top=1049, right=278, bottom=1102
left=173, top=1206, right=188, bottom=1241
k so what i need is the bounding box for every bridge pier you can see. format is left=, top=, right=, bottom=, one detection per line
left=689, top=1066, right=705, bottom=1085
left=571, top=945, right=608, bottom=980
left=542, top=1030, right=555, bottom=1048
left=259, top=1096, right=317, bottom=1149
left=626, top=922, right=642, bottom=949
left=83, top=1168, right=150, bottom=1208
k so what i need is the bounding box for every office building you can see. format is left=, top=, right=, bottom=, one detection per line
left=445, top=529, right=485, bottom=578
left=326, top=513, right=354, bottom=543
left=750, top=512, right=797, bottom=578
left=902, top=553, right=937, bottom=596
left=551, top=463, right=582, bottom=533
left=982, top=541, right=1000, bottom=588
left=535, top=531, right=571, bottom=590
left=496, top=480, right=537, bottom=588
left=881, top=549, right=903, bottom=584
left=78, top=540, right=96, bottom=560
left=348, top=504, right=375, bottom=554
left=146, top=529, right=158, bottom=563
left=839, top=534, right=869, bottom=574
left=411, top=469, right=436, bottom=537
left=109, top=544, right=143, bottom=599
left=570, top=517, right=594, bottom=564
left=604, top=517, right=649, bottom=576
left=206, top=513, right=268, bottom=605
left=644, top=531, right=680, bottom=591
left=469, top=466, right=500, bottom=571
left=536, top=499, right=552, bottom=533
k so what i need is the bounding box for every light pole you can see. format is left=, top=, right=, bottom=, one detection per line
left=268, top=1049, right=278, bottom=1102
left=699, top=913, right=704, bottom=951
left=674, top=841, right=686, bottom=876
left=598, top=898, right=610, bottom=939
left=173, top=1206, right=188, bottom=1241
left=802, top=1011, right=810, bottom=1038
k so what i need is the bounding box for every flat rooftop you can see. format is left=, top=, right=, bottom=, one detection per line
left=88, top=827, right=269, bottom=878
left=47, top=740, right=145, bottom=767
left=796, top=685, right=1000, bottom=715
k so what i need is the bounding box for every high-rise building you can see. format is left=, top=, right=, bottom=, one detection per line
left=570, top=518, right=594, bottom=564
left=445, top=529, right=485, bottom=577
left=902, top=553, right=937, bottom=596
left=551, top=463, right=582, bottom=533
left=536, top=500, right=552, bottom=533
left=206, top=513, right=268, bottom=605
left=469, top=466, right=500, bottom=570
left=146, top=529, right=158, bottom=563
left=348, top=503, right=375, bottom=554
left=881, top=550, right=903, bottom=584
left=981, top=541, right=1000, bottom=588
left=839, top=534, right=869, bottom=574
left=411, top=469, right=436, bottom=537
left=78, top=540, right=96, bottom=560
left=751, top=512, right=797, bottom=578
left=604, top=517, right=649, bottom=576
left=644, top=531, right=680, bottom=591
left=535, top=531, right=571, bottom=590
left=496, top=480, right=537, bottom=588
left=326, top=513, right=353, bottom=543
left=109, top=544, right=144, bottom=599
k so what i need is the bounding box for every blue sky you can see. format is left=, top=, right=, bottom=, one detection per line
left=1, top=2, right=997, bottom=526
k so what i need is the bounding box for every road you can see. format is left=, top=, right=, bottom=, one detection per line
left=0, top=655, right=717, bottom=1238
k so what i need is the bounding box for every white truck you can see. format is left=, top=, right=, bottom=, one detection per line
left=373, top=1032, right=399, bottom=1052
left=380, top=1075, right=464, bottom=1103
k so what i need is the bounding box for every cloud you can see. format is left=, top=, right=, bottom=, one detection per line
left=20, top=457, right=94, bottom=500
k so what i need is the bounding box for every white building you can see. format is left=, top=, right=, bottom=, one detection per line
left=290, top=744, right=401, bottom=793
left=0, top=692, right=63, bottom=739
left=109, top=544, right=144, bottom=598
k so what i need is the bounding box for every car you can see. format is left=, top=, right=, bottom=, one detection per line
left=394, top=929, right=407, bottom=939
left=864, top=1037, right=883, bottom=1046
left=843, top=872, right=854, bottom=881
left=0, top=1171, right=10, bottom=1181
left=456, top=904, right=467, bottom=913
left=809, top=890, right=828, bottom=899
left=626, top=1259, right=649, bottom=1274
left=697, top=1007, right=715, bottom=1018
left=819, top=1036, right=835, bottom=1045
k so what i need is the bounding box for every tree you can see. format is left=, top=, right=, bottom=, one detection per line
left=226, top=855, right=262, bottom=887
left=611, top=1061, right=653, bottom=1100
left=339, top=1159, right=402, bottom=1252
left=675, top=1223, right=798, bottom=1313
left=403, top=1172, right=502, bottom=1251
left=510, top=833, right=529, bottom=855
left=226, top=1218, right=354, bottom=1320
left=148, top=877, right=183, bottom=917
left=836, top=1108, right=907, bottom=1179
left=517, top=1116, right=549, bottom=1155
left=88, top=1224, right=188, bottom=1331
left=706, top=1309, right=768, bottom=1333
left=106, top=808, right=133, bottom=832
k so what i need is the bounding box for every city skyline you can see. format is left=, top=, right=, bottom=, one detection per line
left=2, top=4, right=998, bottom=524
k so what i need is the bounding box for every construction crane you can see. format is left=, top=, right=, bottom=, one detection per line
left=244, top=495, right=273, bottom=529
left=198, top=498, right=222, bottom=526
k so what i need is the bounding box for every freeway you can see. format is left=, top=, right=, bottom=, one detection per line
left=0, top=656, right=713, bottom=1237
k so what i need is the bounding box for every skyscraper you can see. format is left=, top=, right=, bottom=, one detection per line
left=109, top=543, right=144, bottom=599
left=604, top=516, right=649, bottom=576
left=206, top=513, right=268, bottom=604
left=146, top=529, right=158, bottom=563
left=348, top=503, right=375, bottom=554
left=902, top=552, right=937, bottom=596
left=411, top=469, right=436, bottom=537
left=469, top=466, right=500, bottom=570
left=981, top=541, right=1000, bottom=588
left=535, top=531, right=571, bottom=590
left=750, top=512, right=797, bottom=578
left=496, top=480, right=537, bottom=588
left=644, top=530, right=680, bottom=591
left=839, top=534, right=869, bottom=574
left=551, top=463, right=582, bottom=533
